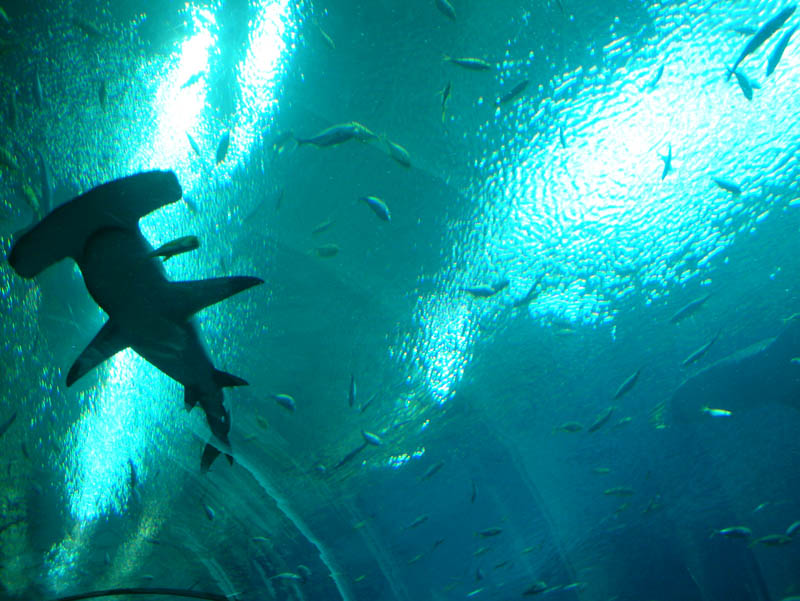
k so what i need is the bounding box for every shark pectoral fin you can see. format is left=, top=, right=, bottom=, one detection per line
left=213, top=370, right=248, bottom=388
left=168, top=276, right=264, bottom=319
left=200, top=443, right=234, bottom=473
left=184, top=386, right=201, bottom=411
left=66, top=320, right=128, bottom=386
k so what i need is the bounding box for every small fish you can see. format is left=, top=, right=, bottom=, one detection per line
left=647, top=64, right=664, bottom=89
left=471, top=479, right=477, bottom=503
left=669, top=293, right=710, bottom=323
left=478, top=527, right=502, bottom=537
left=312, top=218, right=334, bottom=235
left=681, top=331, right=720, bottom=367
left=432, top=538, right=445, bottom=550
left=296, top=122, right=377, bottom=147
left=463, top=284, right=497, bottom=298
left=792, top=357, right=800, bottom=365
left=558, top=126, right=567, bottom=148
left=360, top=393, right=376, bottom=414
left=593, top=467, right=611, bottom=474
left=660, top=143, right=672, bottom=179
left=440, top=81, right=451, bottom=123
left=181, top=70, right=205, bottom=89
left=186, top=132, right=202, bottom=157
left=612, top=367, right=642, bottom=398
left=466, top=588, right=484, bottom=598
left=701, top=406, right=732, bottom=417
left=523, top=581, right=550, bottom=596
left=475, top=567, right=484, bottom=581
left=554, top=421, right=583, bottom=433
left=0, top=412, right=16, bottom=438
left=252, top=536, right=270, bottom=543
left=0, top=6, right=9, bottom=24
left=712, top=177, right=742, bottom=195
left=494, top=560, right=511, bottom=569
left=216, top=131, right=230, bottom=164
left=315, top=21, right=336, bottom=49
left=360, top=195, right=391, bottom=221
left=728, top=67, right=754, bottom=100
left=311, top=243, right=340, bottom=258
left=361, top=430, right=382, bottom=446
left=767, top=24, right=797, bottom=76
left=33, top=68, right=43, bottom=109
left=514, top=276, right=543, bottom=308
left=349, top=373, right=357, bottom=407
left=407, top=553, right=424, bottom=565
left=98, top=80, right=107, bottom=110
left=334, top=442, right=367, bottom=469
left=473, top=546, right=490, bottom=556
left=257, top=415, right=269, bottom=429
left=733, top=26, right=758, bottom=36
left=435, top=0, right=456, bottom=21
left=562, top=583, right=586, bottom=592
left=498, top=79, right=529, bottom=105
left=750, top=534, right=792, bottom=547
left=785, top=520, right=800, bottom=537
left=383, top=137, right=411, bottom=167
left=274, top=393, right=296, bottom=412
left=147, top=235, right=200, bottom=261
left=727, top=5, right=797, bottom=79
left=754, top=502, right=770, bottom=513
left=421, top=460, right=444, bottom=480
left=271, top=572, right=302, bottom=581
left=354, top=574, right=366, bottom=583
left=589, top=405, right=616, bottom=431
left=444, top=55, right=493, bottom=71
left=405, top=514, right=429, bottom=529
left=604, top=486, right=635, bottom=497
left=22, top=183, right=42, bottom=219
left=203, top=504, right=215, bottom=521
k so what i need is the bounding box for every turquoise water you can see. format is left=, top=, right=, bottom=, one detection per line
left=1, top=0, right=800, bottom=599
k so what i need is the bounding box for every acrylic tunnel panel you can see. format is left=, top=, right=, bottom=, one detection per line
left=1, top=0, right=800, bottom=600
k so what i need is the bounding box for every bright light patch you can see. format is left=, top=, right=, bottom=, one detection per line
left=407, top=0, right=800, bottom=403
left=143, top=7, right=216, bottom=194
left=410, top=296, right=474, bottom=404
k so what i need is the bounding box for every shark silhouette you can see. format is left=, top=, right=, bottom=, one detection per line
left=7, top=170, right=262, bottom=471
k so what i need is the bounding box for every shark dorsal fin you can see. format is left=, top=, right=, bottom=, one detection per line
left=168, top=276, right=263, bottom=319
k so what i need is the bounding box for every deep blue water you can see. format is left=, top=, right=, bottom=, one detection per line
left=1, top=0, right=800, bottom=600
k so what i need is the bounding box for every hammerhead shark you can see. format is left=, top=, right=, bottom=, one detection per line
left=7, top=170, right=262, bottom=471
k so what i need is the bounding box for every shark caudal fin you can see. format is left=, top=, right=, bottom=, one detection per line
left=66, top=320, right=129, bottom=386
left=8, top=171, right=182, bottom=278
left=167, top=276, right=264, bottom=319
left=201, top=443, right=234, bottom=473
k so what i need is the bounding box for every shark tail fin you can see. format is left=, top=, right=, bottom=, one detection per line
left=8, top=171, right=182, bottom=278
left=169, top=276, right=263, bottom=319
left=213, top=370, right=248, bottom=388
left=201, top=443, right=234, bottom=473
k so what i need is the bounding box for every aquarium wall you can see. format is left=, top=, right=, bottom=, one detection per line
left=1, top=0, right=800, bottom=600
